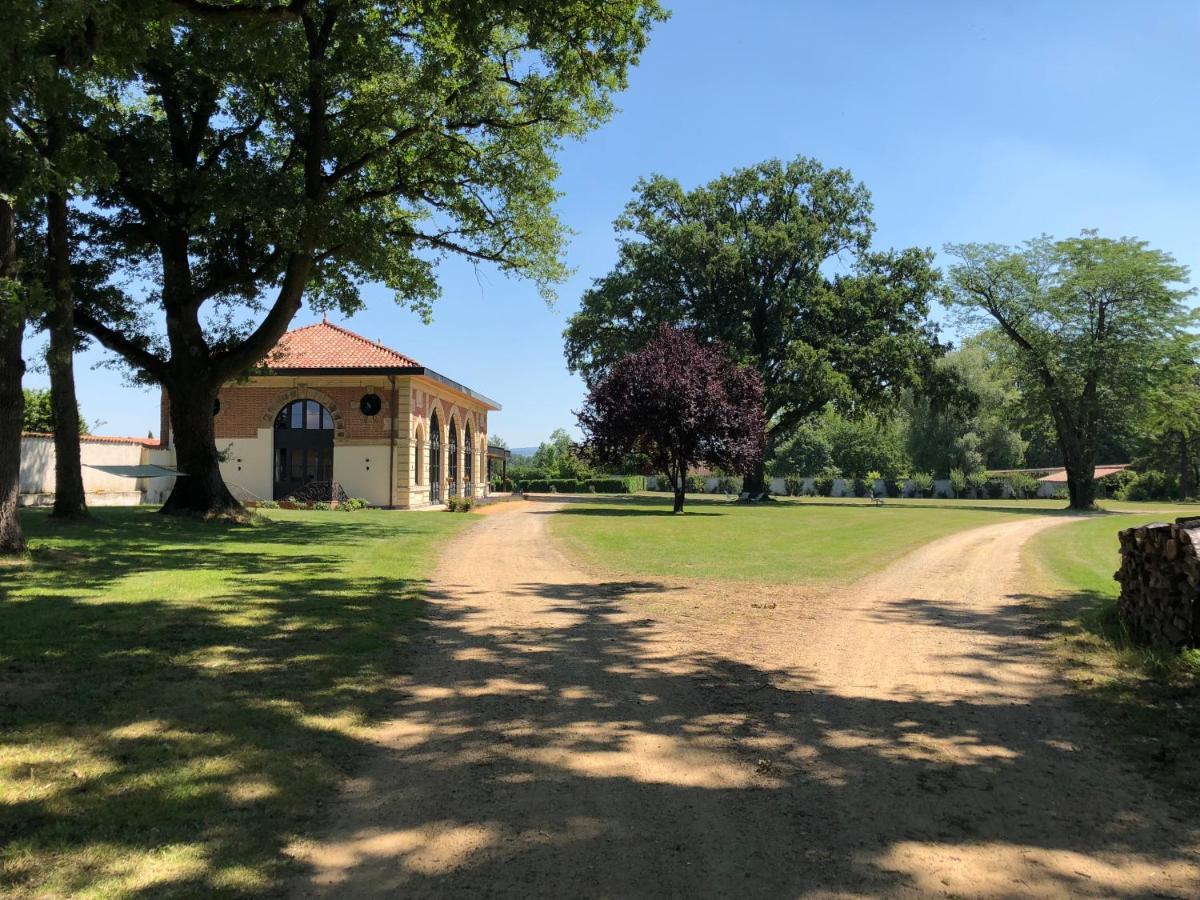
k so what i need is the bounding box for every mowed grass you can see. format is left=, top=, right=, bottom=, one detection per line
left=1026, top=506, right=1200, bottom=804
left=0, top=506, right=470, bottom=898
left=549, top=493, right=1084, bottom=585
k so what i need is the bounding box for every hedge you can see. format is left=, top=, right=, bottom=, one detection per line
left=586, top=476, right=646, bottom=493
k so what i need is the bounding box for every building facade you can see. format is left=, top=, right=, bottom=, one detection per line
left=160, top=320, right=498, bottom=508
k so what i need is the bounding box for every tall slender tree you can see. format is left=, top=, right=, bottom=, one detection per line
left=945, top=233, right=1197, bottom=510
left=71, top=0, right=664, bottom=518
left=564, top=157, right=945, bottom=492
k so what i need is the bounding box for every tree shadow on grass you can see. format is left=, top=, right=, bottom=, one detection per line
left=0, top=507, right=452, bottom=897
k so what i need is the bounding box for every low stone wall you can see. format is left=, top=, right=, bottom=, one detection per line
left=1115, top=517, right=1200, bottom=648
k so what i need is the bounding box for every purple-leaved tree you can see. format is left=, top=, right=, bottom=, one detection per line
left=577, top=325, right=767, bottom=514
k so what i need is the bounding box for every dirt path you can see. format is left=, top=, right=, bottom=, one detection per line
left=290, top=504, right=1199, bottom=898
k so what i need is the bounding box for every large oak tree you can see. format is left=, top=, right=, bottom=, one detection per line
left=72, top=0, right=664, bottom=517
left=945, top=233, right=1197, bottom=510
left=564, top=156, right=945, bottom=492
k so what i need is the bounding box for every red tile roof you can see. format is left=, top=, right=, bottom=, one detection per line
left=264, top=320, right=421, bottom=370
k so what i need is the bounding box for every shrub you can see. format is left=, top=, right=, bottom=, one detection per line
left=910, top=472, right=934, bottom=498
left=1009, top=472, right=1040, bottom=499
left=717, top=475, right=742, bottom=495
left=985, top=478, right=1006, bottom=499
left=585, top=476, right=643, bottom=493
left=815, top=475, right=835, bottom=497
left=784, top=476, right=804, bottom=497
left=966, top=471, right=988, bottom=498
left=341, top=497, right=367, bottom=511
left=851, top=477, right=867, bottom=498
left=949, top=468, right=968, bottom=498
left=1117, top=470, right=1180, bottom=502
left=458, top=495, right=474, bottom=511
left=256, top=499, right=280, bottom=509
left=1099, top=468, right=1138, bottom=498
left=885, top=479, right=902, bottom=498
left=547, top=484, right=558, bottom=493
left=312, top=501, right=332, bottom=511
left=685, top=475, right=706, bottom=493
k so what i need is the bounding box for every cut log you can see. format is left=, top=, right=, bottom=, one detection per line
left=1115, top=520, right=1200, bottom=649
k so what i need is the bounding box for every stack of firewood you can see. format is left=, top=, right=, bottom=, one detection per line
left=1115, top=517, right=1200, bottom=648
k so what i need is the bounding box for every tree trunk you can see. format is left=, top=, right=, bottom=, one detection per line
left=1177, top=431, right=1195, bottom=500
left=159, top=376, right=244, bottom=518
left=45, top=188, right=88, bottom=520
left=743, top=457, right=768, bottom=494
left=1061, top=446, right=1097, bottom=511
left=673, top=484, right=685, bottom=514
left=0, top=198, right=26, bottom=555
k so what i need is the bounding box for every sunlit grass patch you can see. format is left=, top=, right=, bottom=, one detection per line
left=1026, top=509, right=1200, bottom=806
left=0, top=506, right=469, bottom=898
left=550, top=493, right=1080, bottom=585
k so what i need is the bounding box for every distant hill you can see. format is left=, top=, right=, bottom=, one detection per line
left=509, top=446, right=538, bottom=458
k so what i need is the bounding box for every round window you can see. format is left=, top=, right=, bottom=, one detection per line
left=359, top=393, right=382, bottom=416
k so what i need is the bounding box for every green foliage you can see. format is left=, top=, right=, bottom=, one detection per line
left=770, top=422, right=833, bottom=477
left=966, top=470, right=989, bottom=498
left=909, top=472, right=935, bottom=498
left=949, top=468, right=968, bottom=498
left=815, top=475, right=836, bottom=497
left=586, top=476, right=644, bottom=494
left=1008, top=472, right=1040, bottom=500
left=1099, top=469, right=1138, bottom=498
left=445, top=495, right=475, bottom=512
left=22, top=387, right=86, bottom=435
left=255, top=499, right=280, bottom=509
left=985, top=478, right=1007, bottom=500
left=946, top=233, right=1197, bottom=508
left=685, top=475, right=706, bottom=493
left=340, top=498, right=368, bottom=512
left=1117, top=471, right=1181, bottom=502
left=784, top=476, right=805, bottom=497
left=717, top=476, right=743, bottom=495
left=311, top=501, right=332, bottom=512
left=564, top=155, right=946, bottom=458
left=531, top=428, right=593, bottom=480
left=773, top=408, right=906, bottom=479
left=522, top=478, right=581, bottom=493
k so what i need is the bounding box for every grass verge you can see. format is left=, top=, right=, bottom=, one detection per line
left=0, top=506, right=470, bottom=898
left=548, top=493, right=1088, bottom=585
left=1026, top=509, right=1200, bottom=805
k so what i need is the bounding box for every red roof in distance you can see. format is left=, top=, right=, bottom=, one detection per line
left=264, top=320, right=421, bottom=370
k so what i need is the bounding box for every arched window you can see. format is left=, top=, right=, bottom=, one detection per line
left=429, top=412, right=441, bottom=502
left=273, top=399, right=334, bottom=499
left=415, top=425, right=425, bottom=486
left=448, top=420, right=459, bottom=497
left=464, top=423, right=474, bottom=497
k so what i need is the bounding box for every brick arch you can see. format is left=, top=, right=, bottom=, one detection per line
left=260, top=387, right=347, bottom=439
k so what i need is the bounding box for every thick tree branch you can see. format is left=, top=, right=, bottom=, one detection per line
left=75, top=309, right=168, bottom=381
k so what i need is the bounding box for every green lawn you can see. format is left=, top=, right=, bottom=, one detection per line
left=1026, top=506, right=1200, bottom=804
left=0, top=506, right=470, bottom=898
left=550, top=493, right=1089, bottom=585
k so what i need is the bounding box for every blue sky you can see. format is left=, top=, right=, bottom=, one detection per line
left=24, top=0, right=1199, bottom=446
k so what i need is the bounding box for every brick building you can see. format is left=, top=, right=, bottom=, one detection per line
left=160, top=319, right=498, bottom=507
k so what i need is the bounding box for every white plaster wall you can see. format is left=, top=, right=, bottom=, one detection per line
left=218, top=430, right=273, bottom=502
left=333, top=444, right=391, bottom=504
left=21, top=436, right=148, bottom=496
left=144, top=446, right=177, bottom=504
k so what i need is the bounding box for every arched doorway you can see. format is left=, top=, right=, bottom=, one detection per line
left=429, top=412, right=441, bottom=503
left=464, top=423, right=474, bottom=498
left=448, top=419, right=459, bottom=498
left=274, top=399, right=334, bottom=499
